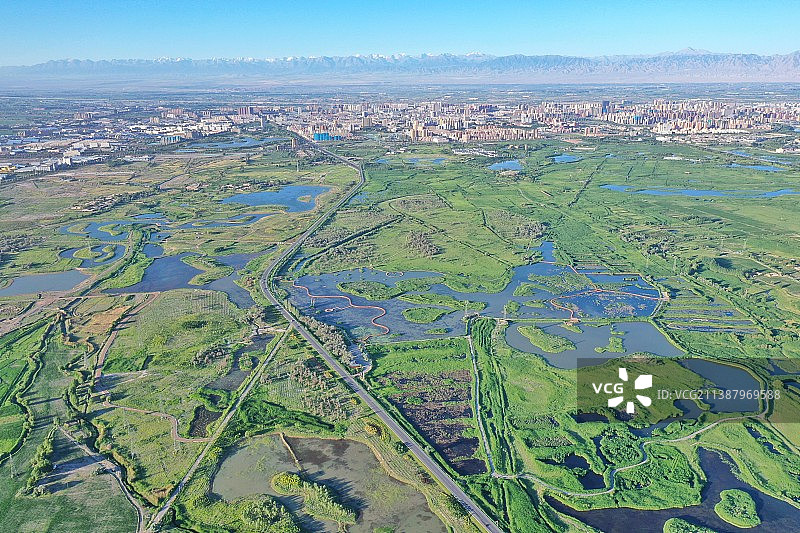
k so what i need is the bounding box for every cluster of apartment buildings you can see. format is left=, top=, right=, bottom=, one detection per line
left=1, top=97, right=799, bottom=181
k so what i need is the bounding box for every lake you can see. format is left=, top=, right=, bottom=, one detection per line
left=407, top=157, right=446, bottom=165
left=488, top=160, right=523, bottom=171
left=729, top=163, right=785, bottom=172
left=59, top=184, right=327, bottom=240
left=221, top=185, right=330, bottom=212
left=504, top=321, right=682, bottom=369
left=0, top=270, right=88, bottom=297
left=680, top=359, right=760, bottom=412
left=176, top=213, right=273, bottom=229
left=105, top=251, right=263, bottom=308
left=287, top=242, right=672, bottom=356
left=729, top=150, right=791, bottom=165
left=553, top=153, right=582, bottom=163
left=60, top=244, right=126, bottom=268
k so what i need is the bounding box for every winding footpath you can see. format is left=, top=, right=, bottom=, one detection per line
left=100, top=400, right=211, bottom=444
left=260, top=142, right=503, bottom=533
left=290, top=279, right=390, bottom=339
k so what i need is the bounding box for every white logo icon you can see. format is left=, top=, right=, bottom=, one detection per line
left=607, top=368, right=653, bottom=414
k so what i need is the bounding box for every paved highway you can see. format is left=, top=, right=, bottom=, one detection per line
left=260, top=142, right=504, bottom=533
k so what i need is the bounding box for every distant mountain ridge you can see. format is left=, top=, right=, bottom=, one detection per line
left=3, top=51, right=800, bottom=88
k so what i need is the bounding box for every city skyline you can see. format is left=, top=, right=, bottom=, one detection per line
left=2, top=0, right=799, bottom=66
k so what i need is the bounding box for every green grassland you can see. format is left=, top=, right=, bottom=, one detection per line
left=181, top=254, right=235, bottom=285
left=518, top=325, right=576, bottom=353
left=663, top=517, right=716, bottom=533
left=90, top=290, right=255, bottom=500
left=402, top=306, right=450, bottom=323
left=104, top=289, right=246, bottom=373
left=337, top=280, right=403, bottom=300
left=714, top=489, right=760, bottom=528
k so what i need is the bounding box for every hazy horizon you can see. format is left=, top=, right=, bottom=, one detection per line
left=3, top=0, right=799, bottom=66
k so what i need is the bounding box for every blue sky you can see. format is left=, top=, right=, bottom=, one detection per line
left=2, top=0, right=798, bottom=65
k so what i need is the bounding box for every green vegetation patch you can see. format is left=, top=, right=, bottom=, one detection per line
left=527, top=272, right=591, bottom=295
left=393, top=276, right=442, bottom=292
left=595, top=334, right=625, bottom=353
left=663, top=518, right=716, bottom=533
left=105, top=290, right=245, bottom=371
left=271, top=471, right=357, bottom=525
left=398, top=292, right=486, bottom=311
left=239, top=495, right=300, bottom=532
left=518, top=325, right=576, bottom=353
left=181, top=254, right=234, bottom=285
left=337, top=280, right=402, bottom=300
left=714, top=489, right=761, bottom=528
left=402, top=307, right=449, bottom=324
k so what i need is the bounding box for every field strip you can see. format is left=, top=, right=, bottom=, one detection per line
left=93, top=292, right=159, bottom=380
left=467, top=326, right=496, bottom=475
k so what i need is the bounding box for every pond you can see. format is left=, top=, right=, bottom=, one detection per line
left=407, top=157, right=446, bottom=165
left=553, top=153, right=582, bottom=163
left=206, top=334, right=272, bottom=391
left=211, top=434, right=446, bottom=533
left=601, top=184, right=798, bottom=198
left=729, top=163, right=785, bottom=172
left=0, top=270, right=88, bottom=297
left=221, top=185, right=330, bottom=212
left=679, top=359, right=760, bottom=413
left=61, top=220, right=146, bottom=241
left=504, top=321, right=682, bottom=369
left=105, top=251, right=263, bottom=308
left=543, top=454, right=605, bottom=490
left=175, top=213, right=273, bottom=229
left=58, top=184, right=324, bottom=241
left=60, top=244, right=126, bottom=268
left=548, top=448, right=800, bottom=532
left=729, top=150, right=791, bottom=165
left=488, top=160, right=523, bottom=171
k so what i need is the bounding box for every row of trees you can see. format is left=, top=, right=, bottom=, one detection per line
left=297, top=315, right=355, bottom=366
left=191, top=344, right=229, bottom=367
left=271, top=471, right=356, bottom=525
left=407, top=231, right=440, bottom=258
left=25, top=424, right=56, bottom=495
